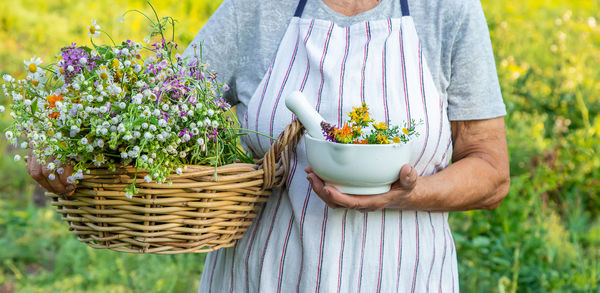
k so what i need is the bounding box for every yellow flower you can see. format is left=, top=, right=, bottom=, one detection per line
left=393, top=137, right=401, bottom=143
left=402, top=128, right=409, bottom=135
left=112, top=59, right=120, bottom=69
left=373, top=122, right=388, bottom=130
left=376, top=134, right=390, bottom=144
left=348, top=103, right=372, bottom=125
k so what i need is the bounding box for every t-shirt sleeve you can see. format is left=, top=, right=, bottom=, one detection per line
left=182, top=0, right=240, bottom=105
left=446, top=0, right=506, bottom=121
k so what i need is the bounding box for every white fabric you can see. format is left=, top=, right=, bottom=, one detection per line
left=198, top=14, right=458, bottom=293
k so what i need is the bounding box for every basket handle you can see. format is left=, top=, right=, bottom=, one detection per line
left=259, top=120, right=305, bottom=190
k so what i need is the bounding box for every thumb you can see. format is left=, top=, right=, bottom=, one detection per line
left=398, top=164, right=417, bottom=189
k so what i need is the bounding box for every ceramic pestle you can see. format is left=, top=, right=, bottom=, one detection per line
left=285, top=91, right=325, bottom=139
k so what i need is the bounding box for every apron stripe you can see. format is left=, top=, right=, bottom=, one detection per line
left=410, top=212, right=420, bottom=293
left=314, top=24, right=335, bottom=291
left=336, top=34, right=349, bottom=292
left=277, top=214, right=295, bottom=292
left=208, top=249, right=221, bottom=293
left=413, top=44, right=430, bottom=168
left=296, top=185, right=313, bottom=293
left=299, top=20, right=316, bottom=92
left=426, top=212, right=437, bottom=292
left=420, top=67, right=444, bottom=176
left=298, top=22, right=334, bottom=292
left=439, top=213, right=448, bottom=293
left=448, top=228, right=456, bottom=292
left=336, top=210, right=348, bottom=293
left=244, top=205, right=266, bottom=293
left=360, top=22, right=372, bottom=104
left=357, top=213, right=368, bottom=293
left=399, top=24, right=411, bottom=122
left=276, top=134, right=300, bottom=292
left=257, top=190, right=284, bottom=291
left=382, top=18, right=392, bottom=124
left=316, top=22, right=335, bottom=111
left=376, top=210, right=386, bottom=292
left=338, top=27, right=351, bottom=126
left=315, top=206, right=329, bottom=293
left=229, top=247, right=236, bottom=293
left=270, top=32, right=302, bottom=138
left=440, top=137, right=453, bottom=168
left=396, top=211, right=403, bottom=291
left=254, top=60, right=276, bottom=152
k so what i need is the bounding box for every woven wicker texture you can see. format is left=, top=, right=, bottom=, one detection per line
left=47, top=121, right=304, bottom=254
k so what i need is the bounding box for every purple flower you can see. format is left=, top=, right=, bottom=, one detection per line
left=321, top=121, right=337, bottom=142
left=59, top=43, right=90, bottom=84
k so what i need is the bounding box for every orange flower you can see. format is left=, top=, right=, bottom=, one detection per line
left=48, top=112, right=60, bottom=119
left=47, top=94, right=63, bottom=108
left=334, top=122, right=354, bottom=143
left=353, top=139, right=369, bottom=144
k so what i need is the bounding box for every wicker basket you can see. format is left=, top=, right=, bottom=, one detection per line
left=46, top=121, right=304, bottom=254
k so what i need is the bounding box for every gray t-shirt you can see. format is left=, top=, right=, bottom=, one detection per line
left=183, top=0, right=506, bottom=121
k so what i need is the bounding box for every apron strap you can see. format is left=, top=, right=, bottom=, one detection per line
left=294, top=0, right=308, bottom=17
left=294, top=0, right=410, bottom=18
left=400, top=0, right=410, bottom=16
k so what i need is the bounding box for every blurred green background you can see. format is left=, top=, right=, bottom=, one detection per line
left=1, top=0, right=599, bottom=292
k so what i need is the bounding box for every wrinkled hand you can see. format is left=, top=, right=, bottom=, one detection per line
left=27, top=154, right=75, bottom=196
left=305, top=164, right=418, bottom=212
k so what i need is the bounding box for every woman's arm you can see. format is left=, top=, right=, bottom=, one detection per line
left=305, top=116, right=510, bottom=212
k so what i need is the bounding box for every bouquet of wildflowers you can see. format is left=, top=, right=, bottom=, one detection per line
left=1, top=7, right=252, bottom=197
left=320, top=103, right=420, bottom=144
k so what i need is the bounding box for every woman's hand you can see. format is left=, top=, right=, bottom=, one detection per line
left=27, top=155, right=76, bottom=196
left=305, top=164, right=418, bottom=212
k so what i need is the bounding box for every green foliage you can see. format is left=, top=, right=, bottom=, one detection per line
left=449, top=0, right=600, bottom=292
left=0, top=203, right=205, bottom=292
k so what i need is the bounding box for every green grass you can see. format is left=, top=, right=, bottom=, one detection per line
left=0, top=203, right=206, bottom=293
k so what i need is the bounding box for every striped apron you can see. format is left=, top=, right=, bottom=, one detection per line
left=198, top=0, right=458, bottom=291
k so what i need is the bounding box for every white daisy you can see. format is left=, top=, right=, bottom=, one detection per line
left=88, top=20, right=101, bottom=38
left=24, top=56, right=43, bottom=74
left=92, top=154, right=106, bottom=167
left=96, top=66, right=112, bottom=83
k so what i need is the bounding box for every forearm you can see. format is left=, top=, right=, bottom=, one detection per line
left=398, top=155, right=510, bottom=211
left=396, top=117, right=510, bottom=211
